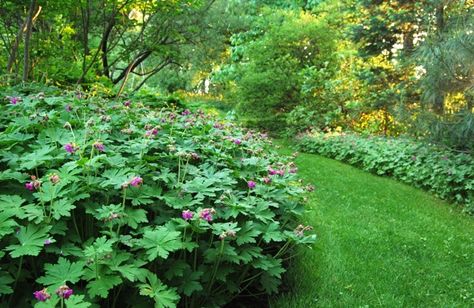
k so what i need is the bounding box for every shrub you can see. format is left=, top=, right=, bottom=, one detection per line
left=0, top=91, right=315, bottom=307
left=298, top=132, right=474, bottom=213
left=216, top=9, right=338, bottom=133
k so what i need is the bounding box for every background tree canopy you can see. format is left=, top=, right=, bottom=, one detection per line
left=1, top=0, right=473, bottom=150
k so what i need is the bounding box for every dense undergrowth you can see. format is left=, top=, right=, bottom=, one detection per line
left=298, top=132, right=474, bottom=213
left=0, top=89, right=315, bottom=307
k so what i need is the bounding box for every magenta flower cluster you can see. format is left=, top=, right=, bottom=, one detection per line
left=9, top=96, right=21, bottom=105
left=25, top=176, right=41, bottom=191
left=268, top=167, right=285, bottom=176
left=130, top=176, right=143, bottom=187
left=33, top=288, right=51, bottom=301
left=247, top=180, right=256, bottom=189
left=25, top=182, right=35, bottom=191
left=145, top=128, right=159, bottom=137
left=34, top=285, right=73, bottom=302
left=182, top=210, right=194, bottom=221
left=56, top=285, right=73, bottom=299
left=94, top=142, right=105, bottom=152
left=64, top=143, right=79, bottom=154
left=199, top=208, right=216, bottom=222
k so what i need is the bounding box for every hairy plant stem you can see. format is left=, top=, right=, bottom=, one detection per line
left=193, top=234, right=199, bottom=271
left=206, top=239, right=225, bottom=294
left=115, top=187, right=127, bottom=243
left=48, top=185, right=56, bottom=220
left=274, top=240, right=292, bottom=258
left=177, top=155, right=181, bottom=183
left=112, top=284, right=123, bottom=308
left=72, top=211, right=82, bottom=241
left=94, top=253, right=99, bottom=280
left=8, top=255, right=23, bottom=305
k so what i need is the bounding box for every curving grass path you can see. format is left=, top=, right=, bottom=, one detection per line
left=271, top=145, right=474, bottom=307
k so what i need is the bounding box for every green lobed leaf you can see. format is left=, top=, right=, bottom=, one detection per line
left=138, top=273, right=180, bottom=308
left=36, top=257, right=85, bottom=289
left=86, top=274, right=122, bottom=298
left=0, top=271, right=14, bottom=295
left=6, top=224, right=51, bottom=258
left=140, top=227, right=182, bottom=261
left=51, top=198, right=76, bottom=220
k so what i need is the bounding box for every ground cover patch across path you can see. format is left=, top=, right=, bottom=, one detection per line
left=272, top=144, right=474, bottom=307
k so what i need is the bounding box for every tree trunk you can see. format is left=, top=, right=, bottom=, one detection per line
left=403, top=29, right=414, bottom=54
left=436, top=3, right=444, bottom=32
left=433, top=93, right=445, bottom=115
left=81, top=0, right=91, bottom=74
left=115, top=57, right=141, bottom=98
left=466, top=92, right=474, bottom=112
left=112, top=50, right=152, bottom=85
left=133, top=60, right=171, bottom=92
left=76, top=18, right=114, bottom=84
left=6, top=23, right=24, bottom=75
left=101, top=18, right=115, bottom=78
left=431, top=3, right=446, bottom=114
left=22, top=0, right=37, bottom=82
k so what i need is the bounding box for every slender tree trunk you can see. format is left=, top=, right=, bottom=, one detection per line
left=77, top=16, right=115, bottom=84
left=432, top=3, right=446, bottom=114
left=112, top=50, right=152, bottom=84
left=133, top=60, right=171, bottom=92
left=382, top=107, right=389, bottom=136
left=436, top=4, right=444, bottom=32
left=115, top=57, right=141, bottom=98
left=403, top=28, right=414, bottom=54
left=81, top=0, right=91, bottom=74
left=466, top=93, right=473, bottom=112
left=101, top=18, right=115, bottom=78
left=22, top=0, right=37, bottom=82
left=433, top=93, right=445, bottom=115
left=6, top=21, right=26, bottom=75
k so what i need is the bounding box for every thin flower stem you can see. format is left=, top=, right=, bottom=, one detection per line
left=180, top=157, right=190, bottom=184
left=177, top=156, right=181, bottom=183
left=72, top=212, right=82, bottom=241
left=94, top=253, right=99, bottom=280
left=206, top=239, right=225, bottom=294
left=179, top=227, right=187, bottom=260
left=115, top=188, right=127, bottom=244
left=68, top=123, right=76, bottom=141
left=8, top=255, right=23, bottom=305
left=193, top=234, right=199, bottom=271
left=112, top=284, right=123, bottom=308
left=48, top=185, right=56, bottom=220
left=274, top=240, right=292, bottom=258
left=122, top=187, right=127, bottom=210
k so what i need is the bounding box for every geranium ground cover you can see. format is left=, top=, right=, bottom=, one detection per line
left=298, top=131, right=474, bottom=213
left=0, top=91, right=315, bottom=307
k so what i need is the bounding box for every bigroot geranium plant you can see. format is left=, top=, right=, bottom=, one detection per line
left=0, top=91, right=315, bottom=307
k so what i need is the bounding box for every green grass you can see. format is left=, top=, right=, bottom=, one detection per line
left=271, top=144, right=474, bottom=308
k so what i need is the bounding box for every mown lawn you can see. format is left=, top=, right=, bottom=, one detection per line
left=271, top=144, right=474, bottom=307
